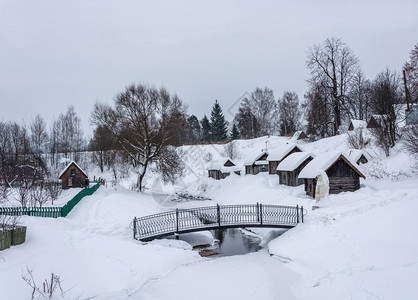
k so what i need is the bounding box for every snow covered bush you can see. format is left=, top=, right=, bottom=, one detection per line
left=402, top=125, right=418, bottom=157
left=346, top=128, right=371, bottom=149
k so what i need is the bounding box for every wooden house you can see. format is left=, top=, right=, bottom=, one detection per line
left=208, top=159, right=241, bottom=180
left=292, top=130, right=309, bottom=140
left=348, top=119, right=367, bottom=131
left=58, top=161, right=89, bottom=189
left=298, top=152, right=366, bottom=198
left=277, top=152, right=315, bottom=186
left=244, top=152, right=269, bottom=175
left=344, top=149, right=368, bottom=165
left=367, top=115, right=387, bottom=129
left=267, top=144, right=303, bottom=175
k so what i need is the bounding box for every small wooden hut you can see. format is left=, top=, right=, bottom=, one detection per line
left=292, top=130, right=308, bottom=140
left=208, top=159, right=241, bottom=180
left=244, top=152, right=269, bottom=175
left=298, top=152, right=366, bottom=198
left=344, top=149, right=368, bottom=165
left=367, top=115, right=387, bottom=129
left=58, top=161, right=89, bottom=189
left=277, top=152, right=315, bottom=186
left=348, top=119, right=367, bottom=131
left=267, top=144, right=303, bottom=175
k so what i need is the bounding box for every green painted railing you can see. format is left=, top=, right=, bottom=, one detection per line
left=0, top=182, right=101, bottom=218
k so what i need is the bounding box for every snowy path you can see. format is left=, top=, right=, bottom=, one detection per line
left=135, top=250, right=298, bottom=300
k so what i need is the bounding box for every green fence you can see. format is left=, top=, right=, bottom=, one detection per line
left=0, top=182, right=101, bottom=218
left=0, top=226, right=27, bottom=251
left=61, top=182, right=101, bottom=217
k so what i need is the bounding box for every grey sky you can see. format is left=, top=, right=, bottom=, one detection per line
left=1, top=0, right=417, bottom=137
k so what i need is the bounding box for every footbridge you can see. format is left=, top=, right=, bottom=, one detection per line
left=133, top=203, right=305, bottom=241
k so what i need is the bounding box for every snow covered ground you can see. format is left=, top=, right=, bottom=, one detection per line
left=1, top=133, right=417, bottom=299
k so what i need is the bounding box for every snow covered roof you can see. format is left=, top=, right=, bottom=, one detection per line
left=254, top=160, right=269, bottom=165
left=267, top=143, right=303, bottom=162
left=343, top=149, right=368, bottom=164
left=244, top=151, right=269, bottom=166
left=298, top=151, right=366, bottom=179
left=291, top=131, right=308, bottom=140
left=277, top=152, right=315, bottom=171
left=208, top=159, right=241, bottom=173
left=349, top=119, right=367, bottom=129
left=58, top=161, right=88, bottom=179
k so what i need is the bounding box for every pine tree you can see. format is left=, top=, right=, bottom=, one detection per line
left=230, top=123, right=239, bottom=140
left=210, top=100, right=228, bottom=142
left=200, top=115, right=211, bottom=142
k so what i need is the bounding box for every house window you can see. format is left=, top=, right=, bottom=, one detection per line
left=68, top=178, right=73, bottom=187
left=70, top=169, right=76, bottom=176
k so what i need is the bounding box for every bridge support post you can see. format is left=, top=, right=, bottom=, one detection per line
left=133, top=217, right=137, bottom=240
left=257, top=202, right=260, bottom=222
left=301, top=206, right=304, bottom=223
left=176, top=209, right=179, bottom=233
left=217, top=204, right=221, bottom=227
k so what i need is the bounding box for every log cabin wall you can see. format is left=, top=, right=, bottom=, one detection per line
left=61, top=166, right=87, bottom=189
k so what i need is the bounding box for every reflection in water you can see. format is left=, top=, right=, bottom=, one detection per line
left=210, top=228, right=262, bottom=257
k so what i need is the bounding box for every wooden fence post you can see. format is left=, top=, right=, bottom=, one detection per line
left=260, top=204, right=263, bottom=225
left=296, top=205, right=299, bottom=223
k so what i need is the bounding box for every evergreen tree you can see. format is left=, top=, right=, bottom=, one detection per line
left=200, top=115, right=211, bottom=142
left=210, top=100, right=228, bottom=142
left=230, top=123, right=239, bottom=140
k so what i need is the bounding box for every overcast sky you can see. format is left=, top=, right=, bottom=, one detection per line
left=1, top=0, right=417, bottom=137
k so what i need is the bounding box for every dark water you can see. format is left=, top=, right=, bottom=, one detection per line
left=202, top=228, right=262, bottom=257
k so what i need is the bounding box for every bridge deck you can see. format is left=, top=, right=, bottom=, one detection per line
left=133, top=203, right=305, bottom=241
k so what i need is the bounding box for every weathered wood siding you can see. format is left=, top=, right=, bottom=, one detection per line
left=328, top=176, right=360, bottom=194
left=304, top=178, right=316, bottom=197
left=61, top=165, right=88, bottom=190
left=268, top=147, right=302, bottom=175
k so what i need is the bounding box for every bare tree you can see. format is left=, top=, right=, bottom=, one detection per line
left=307, top=37, right=360, bottom=134
left=91, top=83, right=186, bottom=191
left=346, top=128, right=371, bottom=149
left=404, top=43, right=418, bottom=105
left=348, top=70, right=372, bottom=121
left=369, top=68, right=402, bottom=151
left=403, top=125, right=418, bottom=155
left=241, top=87, right=276, bottom=135
left=304, top=84, right=334, bottom=139
left=30, top=114, right=48, bottom=172
left=223, top=141, right=239, bottom=159
left=31, top=184, right=49, bottom=207
left=278, top=91, right=302, bottom=136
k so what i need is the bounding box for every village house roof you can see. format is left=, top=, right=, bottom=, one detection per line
left=277, top=152, right=315, bottom=172
left=349, top=119, right=367, bottom=130
left=291, top=131, right=308, bottom=140
left=267, top=143, right=303, bottom=162
left=344, top=149, right=369, bottom=164
left=244, top=151, right=269, bottom=166
left=58, top=161, right=88, bottom=179
left=298, top=151, right=366, bottom=179
left=208, top=159, right=241, bottom=173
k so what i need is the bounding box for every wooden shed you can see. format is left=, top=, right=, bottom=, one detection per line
left=58, top=161, right=89, bottom=190
left=298, top=152, right=366, bottom=198
left=208, top=159, right=241, bottom=180
left=267, top=144, right=303, bottom=175
left=367, top=115, right=387, bottom=129
left=348, top=119, right=367, bottom=131
left=344, top=149, right=368, bottom=165
left=292, top=130, right=309, bottom=140
left=277, top=152, right=315, bottom=186
left=244, top=152, right=269, bottom=175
